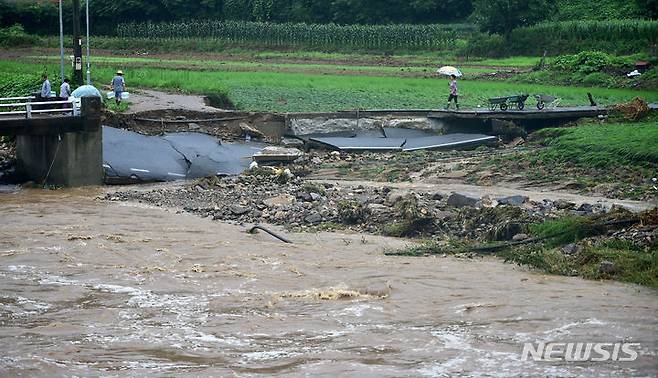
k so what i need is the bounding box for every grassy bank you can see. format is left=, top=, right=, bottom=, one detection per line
left=2, top=59, right=657, bottom=113
left=389, top=207, right=658, bottom=288
left=470, top=119, right=658, bottom=200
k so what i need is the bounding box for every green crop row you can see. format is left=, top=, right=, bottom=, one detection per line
left=116, top=20, right=474, bottom=50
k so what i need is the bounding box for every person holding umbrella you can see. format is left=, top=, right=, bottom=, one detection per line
left=447, top=74, right=459, bottom=110
left=437, top=66, right=462, bottom=110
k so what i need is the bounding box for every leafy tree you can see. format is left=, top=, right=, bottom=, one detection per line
left=252, top=0, right=273, bottom=21
left=471, top=0, right=556, bottom=34
left=223, top=0, right=252, bottom=20
left=636, top=0, right=658, bottom=18
left=1, top=0, right=474, bottom=34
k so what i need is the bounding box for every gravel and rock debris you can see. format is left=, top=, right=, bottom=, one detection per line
left=103, top=166, right=639, bottom=246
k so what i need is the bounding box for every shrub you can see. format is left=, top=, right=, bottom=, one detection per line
left=0, top=24, right=39, bottom=47
left=0, top=73, right=43, bottom=98
left=582, top=72, right=615, bottom=87
left=553, top=51, right=620, bottom=74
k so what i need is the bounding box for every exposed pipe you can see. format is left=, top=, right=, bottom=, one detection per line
left=247, top=225, right=293, bottom=244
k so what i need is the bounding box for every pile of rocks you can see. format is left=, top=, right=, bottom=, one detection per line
left=104, top=170, right=611, bottom=242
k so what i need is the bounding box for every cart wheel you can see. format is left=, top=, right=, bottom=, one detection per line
left=537, top=101, right=545, bottom=110
left=518, top=101, right=525, bottom=110
left=500, top=102, right=508, bottom=111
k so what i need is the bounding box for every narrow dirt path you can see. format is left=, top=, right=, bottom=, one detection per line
left=309, top=178, right=656, bottom=212
left=126, top=89, right=227, bottom=114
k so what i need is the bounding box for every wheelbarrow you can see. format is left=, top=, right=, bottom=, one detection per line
left=533, top=94, right=559, bottom=110
left=488, top=94, right=529, bottom=111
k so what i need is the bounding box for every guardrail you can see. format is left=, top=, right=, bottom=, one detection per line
left=0, top=96, right=79, bottom=119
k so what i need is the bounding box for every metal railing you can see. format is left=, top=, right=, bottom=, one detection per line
left=0, top=96, right=79, bottom=119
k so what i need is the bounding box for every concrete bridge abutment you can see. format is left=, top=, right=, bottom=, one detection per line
left=4, top=97, right=103, bottom=187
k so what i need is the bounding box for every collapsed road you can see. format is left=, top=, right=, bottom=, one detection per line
left=101, top=125, right=496, bottom=183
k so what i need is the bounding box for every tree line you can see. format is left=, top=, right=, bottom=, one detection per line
left=0, top=0, right=473, bottom=35
left=0, top=0, right=655, bottom=37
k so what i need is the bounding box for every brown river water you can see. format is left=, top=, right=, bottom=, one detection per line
left=0, top=188, right=656, bottom=377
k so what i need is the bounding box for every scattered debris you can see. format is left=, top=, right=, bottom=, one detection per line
left=253, top=146, right=304, bottom=162
left=612, top=97, right=650, bottom=121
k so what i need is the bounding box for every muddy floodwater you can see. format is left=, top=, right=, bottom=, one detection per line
left=0, top=188, right=656, bottom=377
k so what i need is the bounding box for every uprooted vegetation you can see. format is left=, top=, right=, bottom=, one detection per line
left=388, top=207, right=658, bottom=288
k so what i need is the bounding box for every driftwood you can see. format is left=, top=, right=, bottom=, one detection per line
left=247, top=225, right=293, bottom=244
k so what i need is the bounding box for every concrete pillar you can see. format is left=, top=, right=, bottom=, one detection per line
left=17, top=130, right=102, bottom=187
left=16, top=97, right=103, bottom=187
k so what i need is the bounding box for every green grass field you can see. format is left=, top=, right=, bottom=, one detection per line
left=1, top=58, right=657, bottom=112
left=473, top=120, right=658, bottom=200
left=27, top=53, right=530, bottom=75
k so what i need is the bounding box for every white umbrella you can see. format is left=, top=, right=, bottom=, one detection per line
left=437, top=66, right=463, bottom=77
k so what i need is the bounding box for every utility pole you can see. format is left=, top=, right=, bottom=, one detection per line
left=58, top=0, right=65, bottom=82
left=85, top=0, right=91, bottom=84
left=72, top=0, right=83, bottom=85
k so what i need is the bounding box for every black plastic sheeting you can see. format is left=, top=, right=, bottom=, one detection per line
left=103, top=126, right=263, bottom=183
left=308, top=128, right=496, bottom=152
left=310, top=137, right=406, bottom=151
left=402, top=133, right=496, bottom=152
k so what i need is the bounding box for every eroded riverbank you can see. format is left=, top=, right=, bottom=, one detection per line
left=0, top=188, right=656, bottom=376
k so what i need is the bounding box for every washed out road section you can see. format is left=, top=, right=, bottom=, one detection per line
left=103, top=126, right=263, bottom=183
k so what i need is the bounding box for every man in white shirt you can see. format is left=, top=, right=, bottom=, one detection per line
left=60, top=78, right=71, bottom=100
left=41, top=74, right=51, bottom=99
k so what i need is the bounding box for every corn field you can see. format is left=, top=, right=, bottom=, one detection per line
left=507, top=20, right=658, bottom=55
left=116, top=21, right=473, bottom=50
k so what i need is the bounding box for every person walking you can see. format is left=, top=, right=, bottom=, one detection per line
left=40, top=74, right=52, bottom=99
left=60, top=78, right=72, bottom=112
left=446, top=74, right=459, bottom=110
left=111, top=70, right=125, bottom=106
left=59, top=78, right=71, bottom=100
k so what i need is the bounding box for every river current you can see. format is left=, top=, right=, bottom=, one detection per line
left=0, top=188, right=656, bottom=376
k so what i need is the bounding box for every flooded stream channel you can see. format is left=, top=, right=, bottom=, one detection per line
left=0, top=188, right=656, bottom=376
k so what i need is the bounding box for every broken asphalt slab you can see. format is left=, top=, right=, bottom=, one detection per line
left=103, top=126, right=264, bottom=183
left=307, top=128, right=496, bottom=152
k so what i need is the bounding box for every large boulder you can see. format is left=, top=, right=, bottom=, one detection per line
left=447, top=192, right=480, bottom=208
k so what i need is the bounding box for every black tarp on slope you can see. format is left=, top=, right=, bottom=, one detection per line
left=103, top=126, right=263, bottom=183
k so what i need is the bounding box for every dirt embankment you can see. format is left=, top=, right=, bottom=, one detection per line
left=103, top=109, right=285, bottom=143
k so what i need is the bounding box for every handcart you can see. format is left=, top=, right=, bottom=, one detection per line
left=488, top=94, right=529, bottom=111
left=533, top=94, right=559, bottom=110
